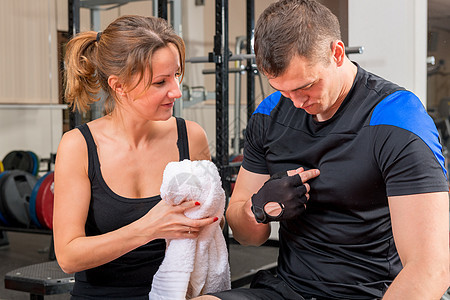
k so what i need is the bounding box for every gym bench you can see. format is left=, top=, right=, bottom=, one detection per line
left=4, top=260, right=74, bottom=299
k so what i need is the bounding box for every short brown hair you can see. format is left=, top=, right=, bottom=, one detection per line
left=254, top=0, right=341, bottom=77
left=64, top=15, right=185, bottom=113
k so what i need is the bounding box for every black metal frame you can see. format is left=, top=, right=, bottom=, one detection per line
left=214, top=0, right=230, bottom=191
left=68, top=0, right=82, bottom=129
left=158, top=0, right=168, bottom=20
left=246, top=0, right=255, bottom=121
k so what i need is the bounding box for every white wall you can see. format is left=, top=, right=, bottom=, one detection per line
left=348, top=0, right=428, bottom=106
left=0, top=0, right=62, bottom=161
left=0, top=108, right=63, bottom=163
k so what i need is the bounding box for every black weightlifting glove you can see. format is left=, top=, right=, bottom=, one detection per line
left=251, top=171, right=307, bottom=224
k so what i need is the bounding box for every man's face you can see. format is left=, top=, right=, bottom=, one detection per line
left=268, top=54, right=342, bottom=122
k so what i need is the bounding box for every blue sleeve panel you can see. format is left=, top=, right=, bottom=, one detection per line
left=369, top=90, right=447, bottom=178
left=253, top=91, right=282, bottom=116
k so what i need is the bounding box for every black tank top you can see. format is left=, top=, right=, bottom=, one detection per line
left=71, top=117, right=190, bottom=299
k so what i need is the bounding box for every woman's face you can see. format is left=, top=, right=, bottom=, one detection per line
left=126, top=43, right=182, bottom=121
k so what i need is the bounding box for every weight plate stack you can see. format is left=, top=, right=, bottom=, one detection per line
left=2, top=150, right=35, bottom=174
left=0, top=170, right=38, bottom=227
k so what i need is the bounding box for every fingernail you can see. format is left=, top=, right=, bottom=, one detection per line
left=195, top=202, right=201, bottom=206
left=213, top=217, right=219, bottom=222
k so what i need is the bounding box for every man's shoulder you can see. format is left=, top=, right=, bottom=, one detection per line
left=354, top=64, right=403, bottom=97
left=370, top=90, right=427, bottom=127
left=253, top=91, right=283, bottom=116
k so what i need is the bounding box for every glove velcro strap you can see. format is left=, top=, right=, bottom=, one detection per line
left=251, top=203, right=269, bottom=224
left=251, top=199, right=286, bottom=224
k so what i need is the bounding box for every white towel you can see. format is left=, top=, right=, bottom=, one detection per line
left=149, top=159, right=231, bottom=300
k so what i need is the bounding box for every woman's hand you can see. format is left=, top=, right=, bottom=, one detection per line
left=139, top=200, right=219, bottom=241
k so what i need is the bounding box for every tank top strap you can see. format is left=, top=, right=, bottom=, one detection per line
left=76, top=123, right=98, bottom=180
left=176, top=117, right=190, bottom=161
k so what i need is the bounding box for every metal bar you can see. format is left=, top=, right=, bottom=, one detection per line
left=214, top=0, right=230, bottom=179
left=188, top=47, right=362, bottom=64
left=0, top=104, right=68, bottom=110
left=158, top=0, right=168, bottom=20
left=186, top=53, right=255, bottom=63
left=202, top=68, right=244, bottom=75
left=234, top=36, right=246, bottom=156
left=171, top=0, right=183, bottom=117
left=214, top=0, right=230, bottom=246
left=345, top=46, right=364, bottom=54
left=90, top=8, right=101, bottom=32
left=246, top=0, right=255, bottom=120
left=153, top=0, right=158, bottom=17
left=80, top=0, right=148, bottom=8
left=68, top=0, right=82, bottom=129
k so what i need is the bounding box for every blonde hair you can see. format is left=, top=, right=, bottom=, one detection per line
left=64, top=15, right=185, bottom=113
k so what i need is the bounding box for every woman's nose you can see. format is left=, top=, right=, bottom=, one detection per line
left=168, top=80, right=182, bottom=99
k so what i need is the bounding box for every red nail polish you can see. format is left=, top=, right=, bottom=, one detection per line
left=213, top=217, right=219, bottom=222
left=195, top=202, right=201, bottom=206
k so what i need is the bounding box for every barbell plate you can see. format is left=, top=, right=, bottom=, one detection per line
left=0, top=171, right=10, bottom=226
left=27, top=151, right=39, bottom=176
left=2, top=151, right=34, bottom=174
left=29, top=172, right=50, bottom=228
left=36, top=172, right=54, bottom=229
left=0, top=170, right=37, bottom=227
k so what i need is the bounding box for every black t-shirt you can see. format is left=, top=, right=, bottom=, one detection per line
left=242, top=65, right=448, bottom=299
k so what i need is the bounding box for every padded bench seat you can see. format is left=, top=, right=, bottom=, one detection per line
left=4, top=260, right=74, bottom=299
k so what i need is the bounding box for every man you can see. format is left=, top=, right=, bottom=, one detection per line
left=203, top=0, right=449, bottom=299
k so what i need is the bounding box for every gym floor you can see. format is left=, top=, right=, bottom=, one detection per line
left=0, top=231, right=278, bottom=299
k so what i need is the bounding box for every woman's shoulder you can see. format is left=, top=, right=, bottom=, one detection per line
left=59, top=126, right=86, bottom=148
left=184, top=119, right=206, bottom=136
left=183, top=119, right=210, bottom=160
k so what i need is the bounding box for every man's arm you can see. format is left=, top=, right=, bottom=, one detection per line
left=383, top=192, right=449, bottom=299
left=226, top=167, right=271, bottom=246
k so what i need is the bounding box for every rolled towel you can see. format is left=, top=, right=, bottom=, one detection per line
left=149, top=160, right=231, bottom=300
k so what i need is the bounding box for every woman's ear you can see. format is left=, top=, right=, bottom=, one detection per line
left=108, top=75, right=126, bottom=97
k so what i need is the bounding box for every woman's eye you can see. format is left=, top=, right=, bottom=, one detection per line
left=154, top=80, right=165, bottom=85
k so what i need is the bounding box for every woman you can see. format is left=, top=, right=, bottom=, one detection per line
left=53, top=15, right=219, bottom=299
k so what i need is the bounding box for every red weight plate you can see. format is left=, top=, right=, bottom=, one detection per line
left=36, top=172, right=54, bottom=229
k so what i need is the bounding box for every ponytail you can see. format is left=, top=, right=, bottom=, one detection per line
left=64, top=31, right=102, bottom=112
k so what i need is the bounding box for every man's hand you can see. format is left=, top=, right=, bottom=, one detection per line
left=251, top=168, right=319, bottom=223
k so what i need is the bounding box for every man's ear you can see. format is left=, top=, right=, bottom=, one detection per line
left=108, top=75, right=125, bottom=96
left=332, top=40, right=345, bottom=67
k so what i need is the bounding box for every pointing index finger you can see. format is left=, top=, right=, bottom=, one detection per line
left=298, top=169, right=320, bottom=183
